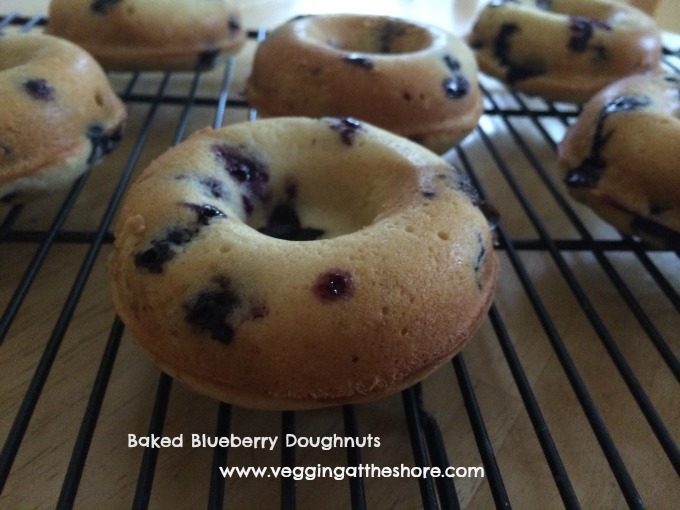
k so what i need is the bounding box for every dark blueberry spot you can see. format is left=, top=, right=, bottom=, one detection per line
left=330, top=117, right=363, bottom=146
left=422, top=189, right=436, bottom=199
left=185, top=277, right=240, bottom=344
left=23, top=79, right=55, bottom=101
left=494, top=23, right=546, bottom=83
left=443, top=76, right=469, bottom=99
left=352, top=355, right=359, bottom=363
left=474, top=232, right=487, bottom=273
left=196, top=49, right=220, bottom=71
left=314, top=270, right=354, bottom=301
left=90, top=0, right=122, bottom=14
left=403, top=92, right=413, bottom=101
left=564, top=155, right=607, bottom=188
left=258, top=203, right=324, bottom=241
left=134, top=227, right=194, bottom=273
left=182, top=203, right=226, bottom=225
left=289, top=14, right=312, bottom=22
left=212, top=144, right=269, bottom=199
left=565, top=95, right=650, bottom=189
left=568, top=16, right=611, bottom=53
left=604, top=95, right=650, bottom=115
left=443, top=55, right=461, bottom=72
left=133, top=198, right=228, bottom=273
left=228, top=14, right=241, bottom=32
left=200, top=177, right=227, bottom=200
left=86, top=123, right=124, bottom=165
left=344, top=53, right=374, bottom=70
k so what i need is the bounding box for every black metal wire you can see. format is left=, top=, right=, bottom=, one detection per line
left=56, top=317, right=125, bottom=509
left=342, top=405, right=368, bottom=510
left=281, top=411, right=297, bottom=510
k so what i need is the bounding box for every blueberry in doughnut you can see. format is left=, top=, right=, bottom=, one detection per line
left=468, top=0, right=662, bottom=103
left=109, top=117, right=498, bottom=410
left=0, top=33, right=126, bottom=203
left=557, top=72, right=680, bottom=249
left=245, top=14, right=483, bottom=153
left=45, top=0, right=246, bottom=71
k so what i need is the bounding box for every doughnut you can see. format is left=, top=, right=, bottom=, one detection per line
left=244, top=14, right=483, bottom=154
left=557, top=71, right=680, bottom=249
left=468, top=0, right=662, bottom=103
left=108, top=117, right=498, bottom=410
left=45, top=0, right=246, bottom=71
left=0, top=33, right=126, bottom=203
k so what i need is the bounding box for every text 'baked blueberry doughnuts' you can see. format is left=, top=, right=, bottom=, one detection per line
left=45, top=0, right=245, bottom=71
left=0, top=33, right=126, bottom=203
left=245, top=14, right=483, bottom=154
left=558, top=72, right=680, bottom=249
left=109, top=117, right=498, bottom=410
left=468, top=0, right=662, bottom=103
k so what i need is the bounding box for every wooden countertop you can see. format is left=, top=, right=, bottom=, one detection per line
left=1, top=1, right=679, bottom=509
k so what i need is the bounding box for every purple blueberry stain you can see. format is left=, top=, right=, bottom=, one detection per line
left=22, top=78, right=55, bottom=101
left=211, top=144, right=269, bottom=199
left=185, top=276, right=240, bottom=344
left=330, top=117, right=363, bottom=146
left=314, top=270, right=354, bottom=301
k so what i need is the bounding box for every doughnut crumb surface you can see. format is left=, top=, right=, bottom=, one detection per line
left=245, top=14, right=483, bottom=153
left=109, top=117, right=498, bottom=410
left=46, top=0, right=246, bottom=71
left=558, top=72, right=680, bottom=249
left=0, top=33, right=126, bottom=203
left=468, top=0, right=662, bottom=103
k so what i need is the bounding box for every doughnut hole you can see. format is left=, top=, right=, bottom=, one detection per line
left=244, top=151, right=423, bottom=241
left=305, top=16, right=433, bottom=55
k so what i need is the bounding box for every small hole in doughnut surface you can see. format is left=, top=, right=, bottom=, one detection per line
left=309, top=16, right=433, bottom=55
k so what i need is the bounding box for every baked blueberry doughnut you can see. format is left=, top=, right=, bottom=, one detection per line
left=468, top=0, right=662, bottom=103
left=558, top=72, right=680, bottom=249
left=244, top=14, right=483, bottom=153
left=109, top=117, right=498, bottom=410
left=46, top=0, right=246, bottom=71
left=0, top=33, right=126, bottom=203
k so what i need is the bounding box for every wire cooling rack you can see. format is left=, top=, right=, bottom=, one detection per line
left=1, top=12, right=679, bottom=510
